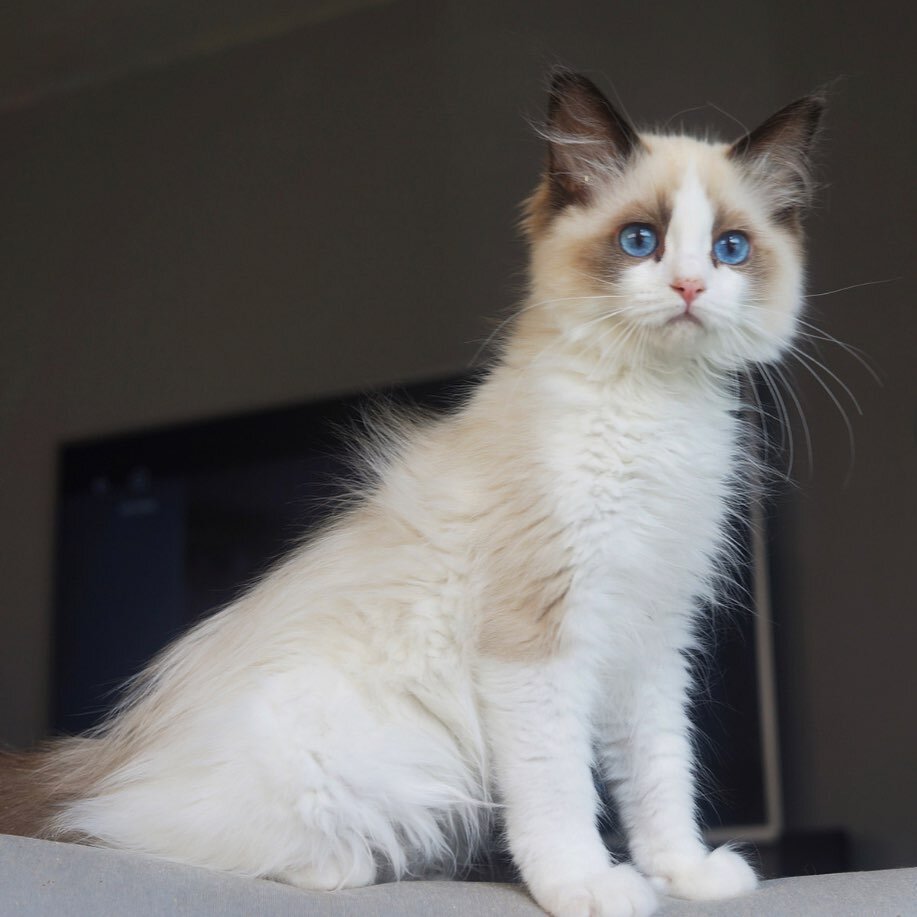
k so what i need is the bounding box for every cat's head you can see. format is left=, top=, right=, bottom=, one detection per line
left=523, top=70, right=824, bottom=372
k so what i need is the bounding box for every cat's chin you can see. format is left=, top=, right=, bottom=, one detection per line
left=647, top=319, right=749, bottom=372
left=664, top=313, right=703, bottom=329
left=651, top=314, right=709, bottom=356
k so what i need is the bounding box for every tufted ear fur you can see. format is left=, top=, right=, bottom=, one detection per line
left=728, top=94, right=825, bottom=224
left=541, top=69, right=644, bottom=210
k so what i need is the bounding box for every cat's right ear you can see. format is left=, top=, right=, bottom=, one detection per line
left=542, top=69, right=642, bottom=210
left=728, top=93, right=825, bottom=220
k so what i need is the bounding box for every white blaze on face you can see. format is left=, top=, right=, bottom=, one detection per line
left=664, top=164, right=716, bottom=295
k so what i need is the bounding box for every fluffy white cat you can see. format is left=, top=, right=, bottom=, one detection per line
left=1, top=70, right=823, bottom=917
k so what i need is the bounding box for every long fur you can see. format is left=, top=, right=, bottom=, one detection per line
left=1, top=72, right=823, bottom=917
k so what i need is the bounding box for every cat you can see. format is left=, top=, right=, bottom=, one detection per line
left=1, top=69, right=823, bottom=917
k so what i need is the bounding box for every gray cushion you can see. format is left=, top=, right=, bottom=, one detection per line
left=1, top=834, right=915, bottom=915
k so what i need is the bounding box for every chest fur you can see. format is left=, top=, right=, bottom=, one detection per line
left=542, top=379, right=739, bottom=621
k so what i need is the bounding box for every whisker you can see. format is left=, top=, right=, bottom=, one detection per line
left=662, top=104, right=710, bottom=131
left=570, top=267, right=624, bottom=288
left=785, top=345, right=863, bottom=415
left=740, top=369, right=774, bottom=467
left=666, top=276, right=893, bottom=317
left=469, top=310, right=524, bottom=367
left=793, top=318, right=883, bottom=384
left=805, top=277, right=900, bottom=298
left=755, top=363, right=794, bottom=479
left=784, top=349, right=858, bottom=486
left=725, top=304, right=871, bottom=484
left=575, top=306, right=634, bottom=332
left=704, top=101, right=750, bottom=136
left=770, top=362, right=814, bottom=479
left=470, top=294, right=636, bottom=367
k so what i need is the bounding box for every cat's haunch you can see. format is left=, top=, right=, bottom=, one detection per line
left=1, top=71, right=823, bottom=917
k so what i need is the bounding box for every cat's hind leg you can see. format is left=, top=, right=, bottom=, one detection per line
left=261, top=660, right=481, bottom=889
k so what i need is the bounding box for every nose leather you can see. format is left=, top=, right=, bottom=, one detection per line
left=671, top=278, right=705, bottom=306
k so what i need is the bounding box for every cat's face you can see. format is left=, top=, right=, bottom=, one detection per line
left=524, top=72, right=823, bottom=372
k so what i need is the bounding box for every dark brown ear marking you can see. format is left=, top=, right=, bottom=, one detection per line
left=729, top=94, right=824, bottom=161
left=728, top=93, right=826, bottom=219
left=543, top=69, right=644, bottom=210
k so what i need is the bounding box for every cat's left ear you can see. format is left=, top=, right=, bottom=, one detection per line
left=542, top=69, right=644, bottom=209
left=728, top=94, right=826, bottom=219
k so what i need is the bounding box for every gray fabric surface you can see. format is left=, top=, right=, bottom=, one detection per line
left=0, top=834, right=915, bottom=915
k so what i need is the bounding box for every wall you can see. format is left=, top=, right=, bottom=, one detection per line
left=0, top=0, right=913, bottom=871
left=763, top=0, right=917, bottom=870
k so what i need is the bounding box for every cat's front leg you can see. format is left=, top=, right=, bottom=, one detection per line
left=598, top=649, right=757, bottom=902
left=481, top=656, right=658, bottom=917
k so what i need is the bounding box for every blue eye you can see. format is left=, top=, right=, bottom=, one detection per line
left=713, top=230, right=750, bottom=265
left=619, top=223, right=658, bottom=258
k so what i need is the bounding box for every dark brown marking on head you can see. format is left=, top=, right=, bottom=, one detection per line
left=729, top=94, right=824, bottom=162
left=709, top=215, right=781, bottom=295
left=743, top=232, right=782, bottom=297
left=709, top=195, right=792, bottom=289
left=542, top=69, right=644, bottom=212
left=771, top=206, right=804, bottom=235
left=728, top=92, right=825, bottom=221
left=575, top=190, right=673, bottom=286
left=521, top=181, right=556, bottom=241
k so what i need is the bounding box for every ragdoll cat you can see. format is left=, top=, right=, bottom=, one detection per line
left=1, top=70, right=823, bottom=917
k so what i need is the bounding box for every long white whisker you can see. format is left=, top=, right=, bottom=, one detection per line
left=784, top=349, right=857, bottom=485
left=740, top=370, right=774, bottom=467
left=770, top=362, right=814, bottom=478
left=792, top=318, right=883, bottom=384
left=755, top=363, right=794, bottom=478
left=786, top=345, right=863, bottom=415
left=805, top=277, right=900, bottom=298
left=726, top=304, right=869, bottom=484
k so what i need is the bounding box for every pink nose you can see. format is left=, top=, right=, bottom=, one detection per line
left=671, top=278, right=705, bottom=306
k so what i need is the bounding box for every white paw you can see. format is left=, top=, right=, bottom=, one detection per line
left=534, top=864, right=658, bottom=917
left=278, top=852, right=377, bottom=890
left=648, top=846, right=757, bottom=901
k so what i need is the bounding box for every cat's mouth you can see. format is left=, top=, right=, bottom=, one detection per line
left=665, top=311, right=704, bottom=329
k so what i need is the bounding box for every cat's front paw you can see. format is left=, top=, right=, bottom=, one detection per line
left=647, top=845, right=757, bottom=901
left=533, top=864, right=658, bottom=917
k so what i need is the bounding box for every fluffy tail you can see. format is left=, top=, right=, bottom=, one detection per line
left=0, top=741, right=97, bottom=839
left=0, top=748, right=55, bottom=837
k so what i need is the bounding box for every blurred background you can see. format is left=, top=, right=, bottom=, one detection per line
left=0, top=0, right=914, bottom=876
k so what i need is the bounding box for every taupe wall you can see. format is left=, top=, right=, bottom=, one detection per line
left=1, top=0, right=914, bottom=871
left=762, top=1, right=917, bottom=870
